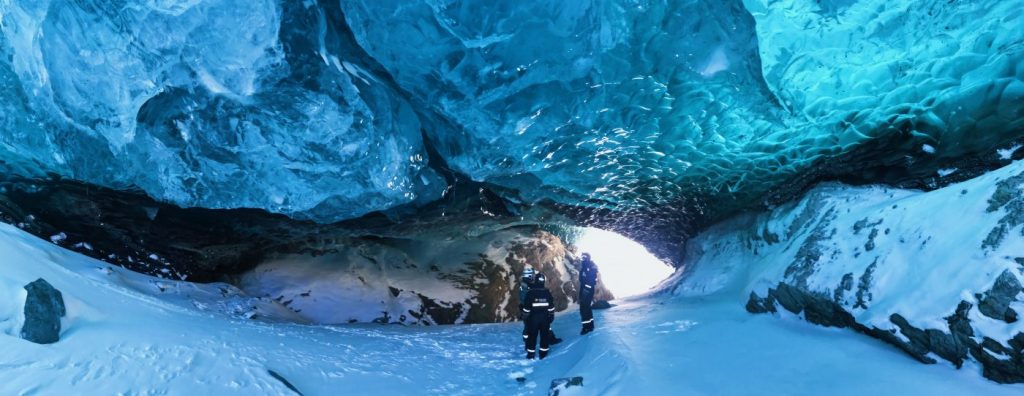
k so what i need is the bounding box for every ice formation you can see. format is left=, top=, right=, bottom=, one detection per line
left=0, top=0, right=1019, bottom=229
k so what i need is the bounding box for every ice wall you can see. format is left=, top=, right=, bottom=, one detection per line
left=0, top=0, right=442, bottom=222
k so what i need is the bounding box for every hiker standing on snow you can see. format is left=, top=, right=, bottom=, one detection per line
left=578, top=253, right=598, bottom=335
left=518, top=267, right=536, bottom=320
left=519, top=267, right=562, bottom=344
left=522, top=273, right=556, bottom=359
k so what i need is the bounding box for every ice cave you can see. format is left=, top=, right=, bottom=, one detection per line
left=0, top=0, right=1023, bottom=394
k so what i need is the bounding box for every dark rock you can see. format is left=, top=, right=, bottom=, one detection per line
left=977, top=270, right=1022, bottom=323
left=0, top=177, right=581, bottom=283
left=981, top=337, right=1011, bottom=355
left=971, top=343, right=1024, bottom=384
left=414, top=294, right=464, bottom=325
left=549, top=376, right=584, bottom=396
left=267, top=369, right=302, bottom=395
left=865, top=228, right=879, bottom=251
left=1009, top=332, right=1024, bottom=352
left=833, top=273, right=854, bottom=303
left=861, top=325, right=936, bottom=364
left=853, top=259, right=877, bottom=309
left=783, top=206, right=837, bottom=289
left=751, top=280, right=1024, bottom=383
left=852, top=218, right=883, bottom=235
left=591, top=300, right=613, bottom=310
left=771, top=283, right=858, bottom=328
left=745, top=291, right=770, bottom=314
left=20, top=278, right=66, bottom=344
left=982, top=172, right=1024, bottom=250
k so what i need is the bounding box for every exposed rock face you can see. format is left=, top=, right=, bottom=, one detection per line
left=235, top=227, right=612, bottom=325
left=978, top=271, right=1023, bottom=323
left=21, top=278, right=66, bottom=344
left=673, top=160, right=1024, bottom=383
left=0, top=178, right=572, bottom=282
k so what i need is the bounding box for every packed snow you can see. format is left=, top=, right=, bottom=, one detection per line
left=1, top=220, right=1021, bottom=394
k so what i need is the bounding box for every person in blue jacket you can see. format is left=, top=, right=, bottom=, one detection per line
left=578, top=253, right=598, bottom=335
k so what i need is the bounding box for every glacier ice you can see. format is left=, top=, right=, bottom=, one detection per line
left=0, top=0, right=443, bottom=221
left=0, top=0, right=1022, bottom=227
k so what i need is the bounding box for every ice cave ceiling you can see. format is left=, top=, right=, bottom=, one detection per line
left=0, top=0, right=1022, bottom=268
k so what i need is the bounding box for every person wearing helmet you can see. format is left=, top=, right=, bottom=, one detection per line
left=518, top=267, right=536, bottom=320
left=521, top=272, right=556, bottom=359
left=518, top=267, right=562, bottom=345
left=578, top=252, right=598, bottom=335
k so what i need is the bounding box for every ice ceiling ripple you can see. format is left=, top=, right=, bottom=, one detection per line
left=0, top=0, right=1021, bottom=232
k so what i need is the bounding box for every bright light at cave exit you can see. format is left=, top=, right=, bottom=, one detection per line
left=574, top=227, right=674, bottom=297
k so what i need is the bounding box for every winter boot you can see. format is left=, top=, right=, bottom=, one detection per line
left=539, top=349, right=548, bottom=359
left=549, top=330, right=563, bottom=345
left=526, top=351, right=535, bottom=359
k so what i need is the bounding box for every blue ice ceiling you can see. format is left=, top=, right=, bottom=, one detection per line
left=0, top=0, right=1021, bottom=225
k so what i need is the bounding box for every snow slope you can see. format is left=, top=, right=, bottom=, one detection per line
left=669, top=159, right=1024, bottom=382
left=1, top=221, right=1022, bottom=394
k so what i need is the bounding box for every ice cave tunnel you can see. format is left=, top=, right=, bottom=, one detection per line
left=1, top=0, right=1023, bottom=394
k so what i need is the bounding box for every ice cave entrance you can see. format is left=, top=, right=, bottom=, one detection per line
left=573, top=227, right=674, bottom=297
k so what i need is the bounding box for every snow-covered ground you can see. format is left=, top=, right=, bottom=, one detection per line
left=668, top=159, right=1024, bottom=381
left=2, top=221, right=1022, bottom=395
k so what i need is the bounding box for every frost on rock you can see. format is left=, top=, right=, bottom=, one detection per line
left=671, top=160, right=1024, bottom=383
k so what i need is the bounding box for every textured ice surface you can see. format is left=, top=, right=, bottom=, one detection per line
left=0, top=0, right=442, bottom=221
left=0, top=0, right=1021, bottom=223
left=748, top=0, right=1024, bottom=157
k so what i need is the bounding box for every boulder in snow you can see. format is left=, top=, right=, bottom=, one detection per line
left=20, top=278, right=66, bottom=344
left=549, top=376, right=584, bottom=396
left=977, top=270, right=1022, bottom=323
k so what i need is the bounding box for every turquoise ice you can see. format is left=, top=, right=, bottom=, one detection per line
left=0, top=0, right=1020, bottom=223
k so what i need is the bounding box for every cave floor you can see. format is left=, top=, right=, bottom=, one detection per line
left=0, top=223, right=1021, bottom=395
